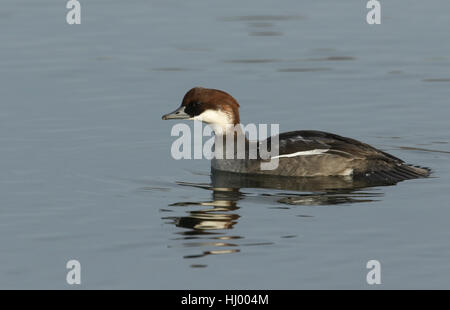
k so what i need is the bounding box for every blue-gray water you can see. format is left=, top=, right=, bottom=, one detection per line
left=1, top=0, right=450, bottom=289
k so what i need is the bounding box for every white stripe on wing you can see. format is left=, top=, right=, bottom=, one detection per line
left=270, top=149, right=329, bottom=159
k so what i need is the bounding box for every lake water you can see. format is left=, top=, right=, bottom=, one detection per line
left=1, top=0, right=450, bottom=289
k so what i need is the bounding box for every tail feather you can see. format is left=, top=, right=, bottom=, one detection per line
left=358, top=164, right=431, bottom=184
left=396, top=164, right=431, bottom=178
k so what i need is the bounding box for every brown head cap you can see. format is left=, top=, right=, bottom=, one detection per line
left=181, top=87, right=240, bottom=124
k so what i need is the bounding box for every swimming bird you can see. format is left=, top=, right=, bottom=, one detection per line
left=162, top=87, right=430, bottom=183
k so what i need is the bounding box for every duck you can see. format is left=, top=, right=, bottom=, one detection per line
left=162, top=87, right=430, bottom=183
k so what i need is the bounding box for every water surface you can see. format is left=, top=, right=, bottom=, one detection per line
left=1, top=0, right=450, bottom=289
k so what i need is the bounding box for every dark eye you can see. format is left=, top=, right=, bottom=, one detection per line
left=185, top=101, right=202, bottom=117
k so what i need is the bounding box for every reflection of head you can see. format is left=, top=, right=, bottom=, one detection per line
left=165, top=187, right=241, bottom=233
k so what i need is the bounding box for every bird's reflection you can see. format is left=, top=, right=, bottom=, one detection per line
left=167, top=187, right=241, bottom=232
left=163, top=185, right=243, bottom=260
left=163, top=170, right=395, bottom=264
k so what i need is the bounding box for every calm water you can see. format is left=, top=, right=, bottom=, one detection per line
left=1, top=0, right=450, bottom=289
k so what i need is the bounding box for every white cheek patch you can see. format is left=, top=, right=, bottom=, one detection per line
left=192, top=109, right=232, bottom=126
left=271, top=149, right=329, bottom=159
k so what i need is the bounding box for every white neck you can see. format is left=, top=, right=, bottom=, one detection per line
left=192, top=109, right=237, bottom=135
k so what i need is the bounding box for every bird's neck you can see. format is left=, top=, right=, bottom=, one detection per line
left=213, top=123, right=250, bottom=159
